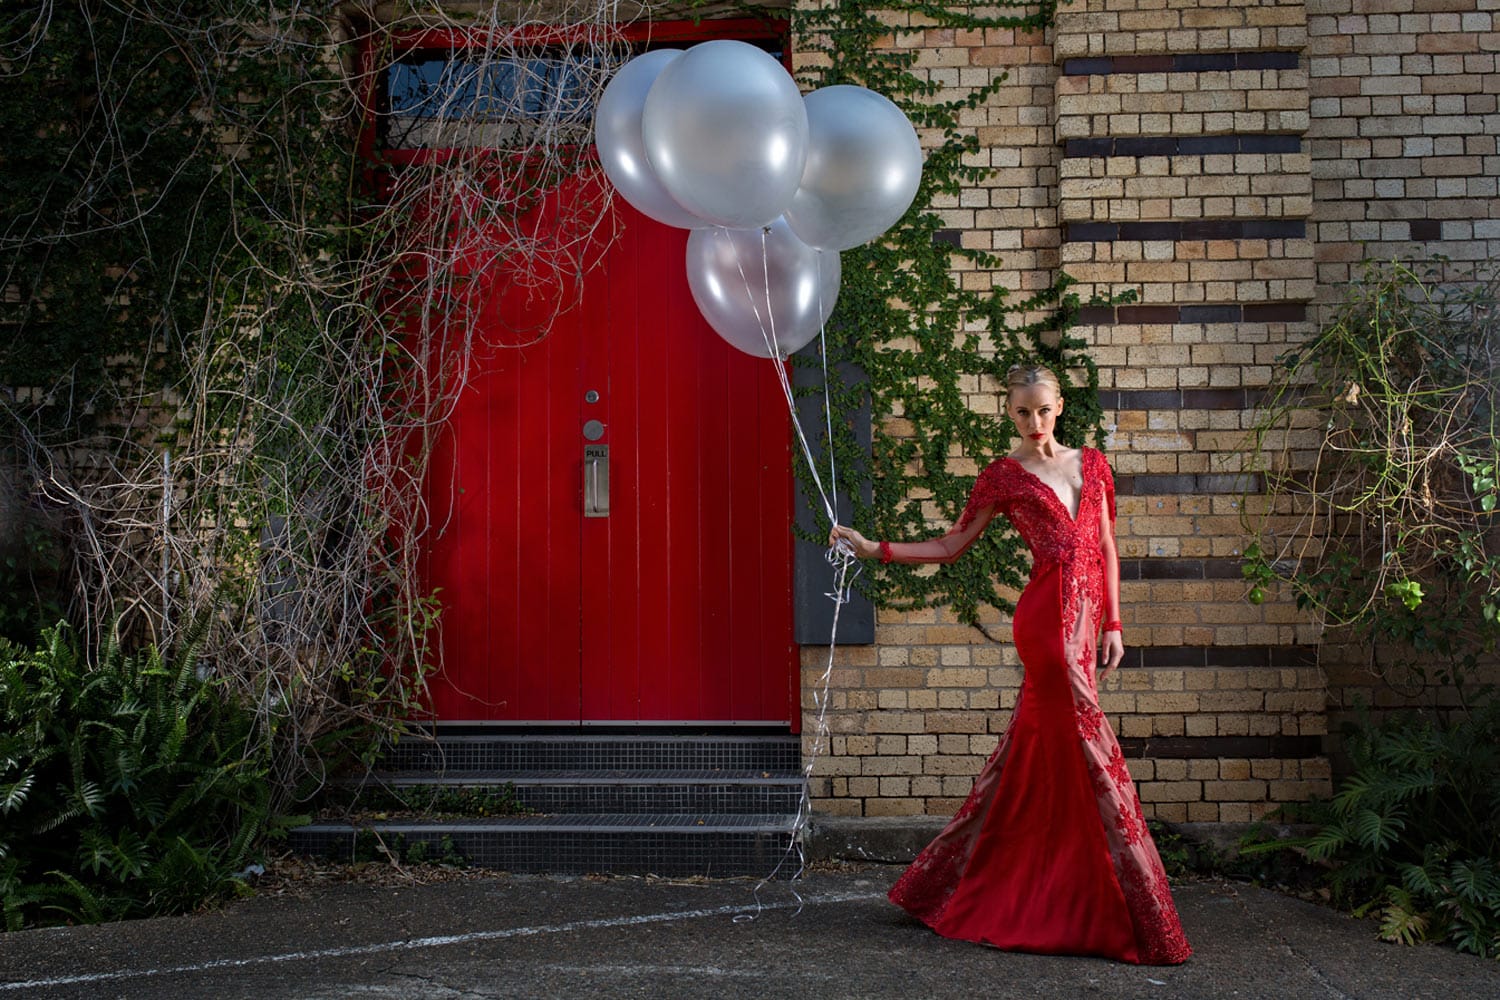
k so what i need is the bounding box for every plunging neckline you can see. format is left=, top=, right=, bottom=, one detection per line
left=1006, top=449, right=1085, bottom=522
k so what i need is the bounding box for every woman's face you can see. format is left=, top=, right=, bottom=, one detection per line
left=1007, top=383, right=1063, bottom=444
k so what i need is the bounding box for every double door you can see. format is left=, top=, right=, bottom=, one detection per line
left=422, top=187, right=797, bottom=724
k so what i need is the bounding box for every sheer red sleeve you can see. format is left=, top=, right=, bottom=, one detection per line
left=884, top=461, right=1007, bottom=566
left=1098, top=451, right=1122, bottom=627
left=1102, top=452, right=1117, bottom=524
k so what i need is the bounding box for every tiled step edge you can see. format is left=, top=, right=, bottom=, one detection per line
left=349, top=769, right=807, bottom=784
left=289, top=814, right=800, bottom=878
left=381, top=734, right=802, bottom=773
left=339, top=771, right=806, bottom=815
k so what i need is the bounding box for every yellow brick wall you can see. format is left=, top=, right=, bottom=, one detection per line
left=1308, top=0, right=1500, bottom=728
left=797, top=0, right=1498, bottom=822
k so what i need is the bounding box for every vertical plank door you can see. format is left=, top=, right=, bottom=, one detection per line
left=423, top=182, right=797, bottom=725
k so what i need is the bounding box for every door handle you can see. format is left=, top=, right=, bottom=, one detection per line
left=584, top=444, right=609, bottom=517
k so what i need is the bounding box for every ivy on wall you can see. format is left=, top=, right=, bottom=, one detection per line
left=791, top=0, right=1123, bottom=626
left=0, top=0, right=1126, bottom=802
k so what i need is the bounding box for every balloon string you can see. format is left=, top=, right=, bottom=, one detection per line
left=719, top=228, right=839, bottom=528
left=720, top=226, right=858, bottom=921
left=736, top=541, right=857, bottom=922
left=817, top=281, right=839, bottom=527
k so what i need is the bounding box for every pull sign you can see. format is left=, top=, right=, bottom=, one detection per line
left=584, top=444, right=609, bottom=517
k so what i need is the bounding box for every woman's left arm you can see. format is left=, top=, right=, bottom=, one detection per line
left=1098, top=457, right=1125, bottom=679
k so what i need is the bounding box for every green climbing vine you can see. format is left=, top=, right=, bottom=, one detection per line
left=791, top=1, right=1121, bottom=625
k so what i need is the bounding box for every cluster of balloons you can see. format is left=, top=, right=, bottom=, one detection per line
left=594, top=40, right=923, bottom=358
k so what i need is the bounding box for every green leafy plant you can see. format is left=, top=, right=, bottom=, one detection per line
left=792, top=0, right=1119, bottom=625
left=353, top=830, right=467, bottom=868
left=1291, top=705, right=1500, bottom=958
left=0, top=623, right=270, bottom=931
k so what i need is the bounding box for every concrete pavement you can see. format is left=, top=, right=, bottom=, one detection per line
left=2, top=865, right=1497, bottom=999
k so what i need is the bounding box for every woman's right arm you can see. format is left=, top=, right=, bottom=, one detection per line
left=828, top=463, right=1004, bottom=566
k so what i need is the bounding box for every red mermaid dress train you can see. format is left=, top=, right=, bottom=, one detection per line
left=885, top=448, right=1191, bottom=965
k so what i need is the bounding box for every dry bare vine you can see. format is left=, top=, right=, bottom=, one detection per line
left=1241, top=260, right=1500, bottom=689
left=1, top=0, right=652, bottom=806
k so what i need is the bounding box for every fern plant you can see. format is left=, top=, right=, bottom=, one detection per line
left=1298, top=704, right=1500, bottom=958
left=0, top=622, right=269, bottom=930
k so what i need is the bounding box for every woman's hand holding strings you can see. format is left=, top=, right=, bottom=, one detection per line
left=828, top=524, right=880, bottom=560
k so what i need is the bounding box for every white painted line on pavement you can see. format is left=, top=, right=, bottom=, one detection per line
left=0, top=890, right=883, bottom=992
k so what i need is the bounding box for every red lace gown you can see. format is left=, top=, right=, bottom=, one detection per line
left=884, top=447, right=1191, bottom=965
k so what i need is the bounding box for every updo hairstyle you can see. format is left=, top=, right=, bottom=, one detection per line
left=1005, top=363, right=1062, bottom=397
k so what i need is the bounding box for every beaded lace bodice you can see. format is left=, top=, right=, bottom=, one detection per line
left=889, top=448, right=1118, bottom=645
left=959, top=448, right=1115, bottom=649
left=959, top=450, right=1114, bottom=567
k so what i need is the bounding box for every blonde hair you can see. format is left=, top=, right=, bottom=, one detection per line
left=1006, top=363, right=1062, bottom=396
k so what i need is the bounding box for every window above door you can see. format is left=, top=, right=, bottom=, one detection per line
left=381, top=49, right=601, bottom=151
left=361, top=20, right=785, bottom=157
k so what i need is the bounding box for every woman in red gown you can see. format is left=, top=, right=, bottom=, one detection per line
left=829, top=364, right=1191, bottom=965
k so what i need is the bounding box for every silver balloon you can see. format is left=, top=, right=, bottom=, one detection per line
left=642, top=40, right=809, bottom=230
left=784, top=85, right=924, bottom=251
left=685, top=218, right=840, bottom=359
left=593, top=50, right=704, bottom=229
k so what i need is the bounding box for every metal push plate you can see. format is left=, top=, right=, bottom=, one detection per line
left=584, top=444, right=609, bottom=517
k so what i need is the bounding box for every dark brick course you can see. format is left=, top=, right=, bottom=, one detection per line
left=1117, top=644, right=1319, bottom=670
left=1063, top=220, right=1306, bottom=242
left=1063, top=51, right=1301, bottom=75
left=1113, top=472, right=1263, bottom=495
left=1077, top=303, right=1308, bottom=326
left=1118, top=735, right=1323, bottom=759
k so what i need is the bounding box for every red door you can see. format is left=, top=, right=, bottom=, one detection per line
left=422, top=182, right=797, bottom=724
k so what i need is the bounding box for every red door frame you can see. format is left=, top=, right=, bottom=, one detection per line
left=356, top=16, right=801, bottom=730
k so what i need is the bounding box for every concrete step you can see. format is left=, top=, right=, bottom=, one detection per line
left=289, top=813, right=801, bottom=878
left=381, top=732, right=801, bottom=774
left=295, top=731, right=807, bottom=877
left=343, top=769, right=805, bottom=815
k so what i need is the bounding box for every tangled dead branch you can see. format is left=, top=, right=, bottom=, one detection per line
left=1242, top=259, right=1500, bottom=689
left=1, top=0, right=647, bottom=806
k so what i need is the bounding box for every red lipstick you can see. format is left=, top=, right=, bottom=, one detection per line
left=1029, top=433, right=1045, bottom=440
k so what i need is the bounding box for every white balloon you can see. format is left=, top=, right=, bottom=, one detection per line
left=593, top=50, right=704, bottom=229
left=685, top=219, right=840, bottom=359
left=642, top=40, right=809, bottom=230
left=784, top=85, right=924, bottom=251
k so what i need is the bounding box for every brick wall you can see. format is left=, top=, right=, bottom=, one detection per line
left=797, top=0, right=1499, bottom=822
left=1308, top=0, right=1500, bottom=289
left=1306, top=0, right=1500, bottom=737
